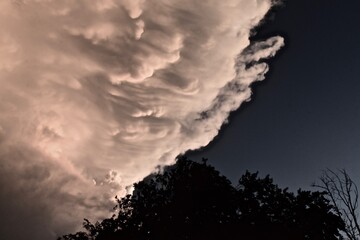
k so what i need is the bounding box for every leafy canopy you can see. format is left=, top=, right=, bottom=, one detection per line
left=61, top=157, right=344, bottom=240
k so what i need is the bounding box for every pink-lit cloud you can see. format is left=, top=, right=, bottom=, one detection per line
left=0, top=0, right=283, bottom=239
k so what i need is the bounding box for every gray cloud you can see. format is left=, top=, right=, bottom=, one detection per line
left=0, top=0, right=283, bottom=239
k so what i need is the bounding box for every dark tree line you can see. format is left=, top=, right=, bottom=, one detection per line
left=60, top=158, right=345, bottom=240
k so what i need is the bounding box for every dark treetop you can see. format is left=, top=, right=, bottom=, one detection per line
left=60, top=157, right=344, bottom=240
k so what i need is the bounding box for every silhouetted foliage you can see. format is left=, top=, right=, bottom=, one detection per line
left=60, top=157, right=345, bottom=240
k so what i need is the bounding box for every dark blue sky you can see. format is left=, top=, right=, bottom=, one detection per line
left=187, top=0, right=360, bottom=190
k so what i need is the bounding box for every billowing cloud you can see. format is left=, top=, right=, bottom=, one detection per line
left=0, top=0, right=283, bottom=239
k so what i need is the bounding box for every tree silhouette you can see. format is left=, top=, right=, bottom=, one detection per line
left=314, top=169, right=360, bottom=240
left=60, top=157, right=345, bottom=240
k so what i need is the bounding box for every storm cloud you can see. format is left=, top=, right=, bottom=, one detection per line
left=0, top=0, right=283, bottom=239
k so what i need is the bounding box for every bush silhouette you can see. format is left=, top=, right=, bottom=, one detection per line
left=60, top=157, right=345, bottom=240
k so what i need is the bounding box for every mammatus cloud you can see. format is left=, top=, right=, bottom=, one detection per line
left=0, top=0, right=284, bottom=239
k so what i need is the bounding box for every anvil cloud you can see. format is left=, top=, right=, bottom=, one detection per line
left=0, top=0, right=283, bottom=239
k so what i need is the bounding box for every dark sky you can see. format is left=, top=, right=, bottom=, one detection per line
left=187, top=0, right=360, bottom=190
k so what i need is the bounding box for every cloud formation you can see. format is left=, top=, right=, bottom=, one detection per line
left=0, top=0, right=283, bottom=239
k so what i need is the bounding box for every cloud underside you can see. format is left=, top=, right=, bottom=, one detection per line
left=0, top=0, right=284, bottom=239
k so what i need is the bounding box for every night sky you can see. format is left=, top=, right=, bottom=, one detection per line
left=188, top=0, right=360, bottom=190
